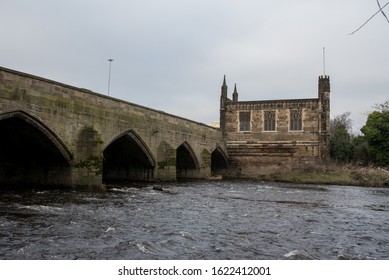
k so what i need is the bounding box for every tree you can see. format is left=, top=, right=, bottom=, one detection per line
left=352, top=135, right=371, bottom=165
left=330, top=112, right=354, bottom=163
left=373, top=99, right=389, bottom=112
left=360, top=101, right=389, bottom=166
left=330, top=126, right=354, bottom=162
left=330, top=112, right=352, bottom=136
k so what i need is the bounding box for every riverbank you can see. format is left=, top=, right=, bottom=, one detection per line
left=259, top=165, right=389, bottom=187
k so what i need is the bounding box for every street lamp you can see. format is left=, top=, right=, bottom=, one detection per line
left=107, top=59, right=114, bottom=96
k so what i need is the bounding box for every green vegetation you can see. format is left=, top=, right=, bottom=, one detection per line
left=268, top=165, right=389, bottom=187
left=330, top=122, right=354, bottom=162
left=330, top=99, right=389, bottom=168
left=361, top=110, right=389, bottom=166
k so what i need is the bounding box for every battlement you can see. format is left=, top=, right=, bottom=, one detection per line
left=318, top=75, right=330, bottom=93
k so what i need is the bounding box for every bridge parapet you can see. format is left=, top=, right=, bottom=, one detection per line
left=0, top=66, right=227, bottom=188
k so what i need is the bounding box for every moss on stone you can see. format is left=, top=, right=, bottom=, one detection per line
left=74, top=156, right=103, bottom=175
left=158, top=157, right=176, bottom=169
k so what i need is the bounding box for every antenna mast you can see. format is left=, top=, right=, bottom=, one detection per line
left=322, top=47, right=326, bottom=75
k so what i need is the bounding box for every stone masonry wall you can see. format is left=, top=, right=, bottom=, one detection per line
left=221, top=77, right=330, bottom=177
left=0, top=66, right=225, bottom=187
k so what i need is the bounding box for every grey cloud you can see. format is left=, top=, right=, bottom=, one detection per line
left=0, top=0, right=388, bottom=132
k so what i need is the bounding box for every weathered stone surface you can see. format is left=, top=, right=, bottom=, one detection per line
left=0, top=66, right=227, bottom=188
left=0, top=66, right=331, bottom=187
left=220, top=76, right=330, bottom=177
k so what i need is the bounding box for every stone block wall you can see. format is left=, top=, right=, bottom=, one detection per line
left=0, top=66, right=226, bottom=188
left=220, top=76, right=330, bottom=177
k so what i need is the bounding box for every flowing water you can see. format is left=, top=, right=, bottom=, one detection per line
left=0, top=181, right=388, bottom=260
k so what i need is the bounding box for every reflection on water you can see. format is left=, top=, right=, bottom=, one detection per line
left=0, top=181, right=388, bottom=259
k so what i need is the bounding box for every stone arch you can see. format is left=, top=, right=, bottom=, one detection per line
left=211, top=146, right=228, bottom=176
left=176, top=141, right=200, bottom=180
left=103, top=130, right=156, bottom=183
left=0, top=110, right=72, bottom=187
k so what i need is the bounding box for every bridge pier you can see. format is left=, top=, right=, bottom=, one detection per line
left=71, top=167, right=103, bottom=189
left=157, top=166, right=177, bottom=181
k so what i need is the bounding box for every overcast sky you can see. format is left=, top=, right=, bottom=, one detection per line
left=1, top=0, right=388, bottom=133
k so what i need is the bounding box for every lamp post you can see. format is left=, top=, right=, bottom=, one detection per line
left=107, top=59, right=114, bottom=96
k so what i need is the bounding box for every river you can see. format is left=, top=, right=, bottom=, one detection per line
left=0, top=181, right=388, bottom=260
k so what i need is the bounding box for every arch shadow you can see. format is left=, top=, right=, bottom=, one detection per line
left=176, top=141, right=200, bottom=180
left=0, top=110, right=73, bottom=187
left=211, top=146, right=229, bottom=176
left=103, top=130, right=156, bottom=183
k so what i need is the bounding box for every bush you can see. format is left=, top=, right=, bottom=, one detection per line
left=361, top=110, right=389, bottom=166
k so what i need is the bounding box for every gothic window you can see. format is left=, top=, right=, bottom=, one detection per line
left=264, top=111, right=276, bottom=131
left=290, top=110, right=302, bottom=131
left=239, top=111, right=251, bottom=132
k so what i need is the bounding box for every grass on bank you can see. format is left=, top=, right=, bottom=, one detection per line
left=262, top=164, right=389, bottom=187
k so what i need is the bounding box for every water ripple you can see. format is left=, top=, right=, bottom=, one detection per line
left=0, top=181, right=388, bottom=259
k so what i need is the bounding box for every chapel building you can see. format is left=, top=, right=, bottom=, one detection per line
left=219, top=75, right=330, bottom=177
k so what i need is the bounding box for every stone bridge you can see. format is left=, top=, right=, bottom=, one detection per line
left=0, top=66, right=227, bottom=189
